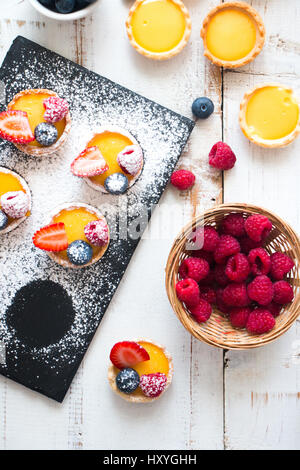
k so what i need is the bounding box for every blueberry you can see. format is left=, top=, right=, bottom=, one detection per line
left=67, top=240, right=93, bottom=266
left=55, top=0, right=76, bottom=13
left=39, top=0, right=55, bottom=8
left=192, top=97, right=214, bottom=119
left=76, top=0, right=89, bottom=8
left=104, top=173, right=129, bottom=195
left=34, top=123, right=58, bottom=147
left=116, top=368, right=140, bottom=394
left=0, top=210, right=8, bottom=230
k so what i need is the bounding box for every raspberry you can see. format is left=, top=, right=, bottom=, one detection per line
left=189, top=299, right=212, bottom=323
left=117, top=145, right=143, bottom=176
left=84, top=219, right=109, bottom=246
left=248, top=248, right=271, bottom=276
left=266, top=302, right=282, bottom=318
left=0, top=191, right=30, bottom=218
left=214, top=264, right=230, bottom=287
left=199, top=286, right=216, bottom=304
left=245, top=214, right=272, bottom=243
left=246, top=308, right=275, bottom=335
left=270, top=252, right=294, bottom=281
left=273, top=280, right=294, bottom=305
left=214, top=234, right=240, bottom=264
left=223, top=283, right=249, bottom=307
left=139, top=373, right=167, bottom=398
left=221, top=213, right=245, bottom=238
left=192, top=226, right=219, bottom=252
left=176, top=278, right=200, bottom=307
left=43, top=96, right=69, bottom=123
left=198, top=270, right=215, bottom=287
left=229, top=307, right=251, bottom=328
left=225, top=253, right=250, bottom=282
left=239, top=236, right=262, bottom=254
left=170, top=169, right=195, bottom=190
left=208, top=142, right=236, bottom=170
left=179, top=257, right=209, bottom=282
left=192, top=249, right=214, bottom=266
left=247, top=275, right=274, bottom=306
left=215, top=288, right=230, bottom=314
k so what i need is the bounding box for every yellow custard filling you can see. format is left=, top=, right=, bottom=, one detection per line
left=88, top=131, right=134, bottom=187
left=206, top=8, right=256, bottom=61
left=0, top=172, right=29, bottom=223
left=130, top=0, right=186, bottom=53
left=10, top=93, right=66, bottom=147
left=52, top=207, right=101, bottom=260
left=246, top=86, right=300, bottom=140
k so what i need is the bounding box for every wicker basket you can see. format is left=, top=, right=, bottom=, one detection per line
left=165, top=203, right=300, bottom=350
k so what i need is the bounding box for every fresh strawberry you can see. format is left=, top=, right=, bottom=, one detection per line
left=71, top=146, right=108, bottom=177
left=0, top=110, right=34, bottom=144
left=110, top=341, right=150, bottom=369
left=33, top=223, right=68, bottom=252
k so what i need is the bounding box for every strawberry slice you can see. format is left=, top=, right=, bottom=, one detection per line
left=33, top=223, right=68, bottom=252
left=71, top=146, right=108, bottom=177
left=110, top=341, right=150, bottom=369
left=0, top=110, right=34, bottom=144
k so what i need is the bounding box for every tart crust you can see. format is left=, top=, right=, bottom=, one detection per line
left=126, top=0, right=192, bottom=61
left=47, top=202, right=110, bottom=269
left=200, top=1, right=265, bottom=69
left=0, top=167, right=31, bottom=235
left=7, top=89, right=71, bottom=157
left=84, top=126, right=144, bottom=193
left=108, top=338, right=174, bottom=403
left=239, top=83, right=300, bottom=148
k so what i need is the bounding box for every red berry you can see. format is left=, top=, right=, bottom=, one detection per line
left=198, top=270, right=215, bottom=287
left=43, top=96, right=69, bottom=123
left=246, top=309, right=275, bottom=335
left=245, top=214, right=272, bottom=243
left=273, top=280, right=294, bottom=305
left=117, top=145, right=143, bottom=176
left=192, top=249, right=214, bottom=266
left=139, top=373, right=167, bottom=398
left=223, top=283, right=249, bottom=307
left=214, top=234, right=240, bottom=264
left=214, top=264, right=230, bottom=287
left=209, top=142, right=236, bottom=170
left=247, top=275, right=274, bottom=306
left=221, top=213, right=245, bottom=238
left=0, top=110, right=34, bottom=144
left=110, top=341, right=150, bottom=369
left=229, top=307, right=251, bottom=328
left=32, top=223, right=68, bottom=252
left=170, top=169, right=195, bottom=190
left=189, top=299, right=212, bottom=323
left=1, top=191, right=30, bottom=218
left=266, top=302, right=282, bottom=318
left=225, top=253, right=250, bottom=282
left=176, top=278, right=200, bottom=307
left=179, top=257, right=209, bottom=283
left=248, top=248, right=271, bottom=276
left=239, top=236, right=262, bottom=254
left=199, top=286, right=216, bottom=304
left=216, top=288, right=230, bottom=314
left=192, top=226, right=219, bottom=252
left=270, top=252, right=294, bottom=281
left=71, top=146, right=108, bottom=177
left=84, top=219, right=109, bottom=246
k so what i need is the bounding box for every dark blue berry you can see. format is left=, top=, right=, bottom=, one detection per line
left=76, top=0, right=89, bottom=8
left=0, top=210, right=8, bottom=231
left=192, top=97, right=214, bottom=119
left=34, top=123, right=58, bottom=147
left=116, top=368, right=140, bottom=394
left=39, top=0, right=55, bottom=8
left=104, top=173, right=129, bottom=195
left=67, top=240, right=93, bottom=266
left=55, top=0, right=76, bottom=14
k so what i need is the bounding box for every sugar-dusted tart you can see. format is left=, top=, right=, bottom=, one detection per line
left=201, top=2, right=265, bottom=68
left=71, top=126, right=144, bottom=195
left=3, top=89, right=71, bottom=156
left=108, top=339, right=173, bottom=403
left=126, top=0, right=192, bottom=60
left=0, top=167, right=31, bottom=234
left=33, top=202, right=109, bottom=269
left=239, top=83, right=300, bottom=148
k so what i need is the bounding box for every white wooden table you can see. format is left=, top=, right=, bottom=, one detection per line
left=0, top=0, right=299, bottom=450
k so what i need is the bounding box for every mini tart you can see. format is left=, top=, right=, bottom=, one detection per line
left=201, top=2, right=265, bottom=69
left=84, top=126, right=144, bottom=193
left=239, top=83, right=300, bottom=148
left=0, top=167, right=31, bottom=234
left=108, top=339, right=174, bottom=403
left=47, top=202, right=109, bottom=269
left=7, top=89, right=71, bottom=157
left=126, top=0, right=192, bottom=61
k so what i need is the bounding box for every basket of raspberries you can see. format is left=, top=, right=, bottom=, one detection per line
left=165, top=203, right=300, bottom=349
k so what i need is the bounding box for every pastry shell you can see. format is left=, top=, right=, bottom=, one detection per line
left=126, top=0, right=192, bottom=61
left=108, top=338, right=174, bottom=403
left=200, top=1, right=265, bottom=69
left=7, top=89, right=71, bottom=157
left=0, top=167, right=31, bottom=234
left=239, top=83, right=300, bottom=148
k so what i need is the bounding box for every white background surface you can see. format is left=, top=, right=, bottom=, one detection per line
left=0, top=0, right=299, bottom=450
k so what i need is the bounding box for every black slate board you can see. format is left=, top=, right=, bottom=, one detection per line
left=0, top=36, right=194, bottom=402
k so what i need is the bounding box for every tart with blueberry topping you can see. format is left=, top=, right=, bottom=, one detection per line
left=108, top=339, right=173, bottom=403
left=33, top=202, right=109, bottom=269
